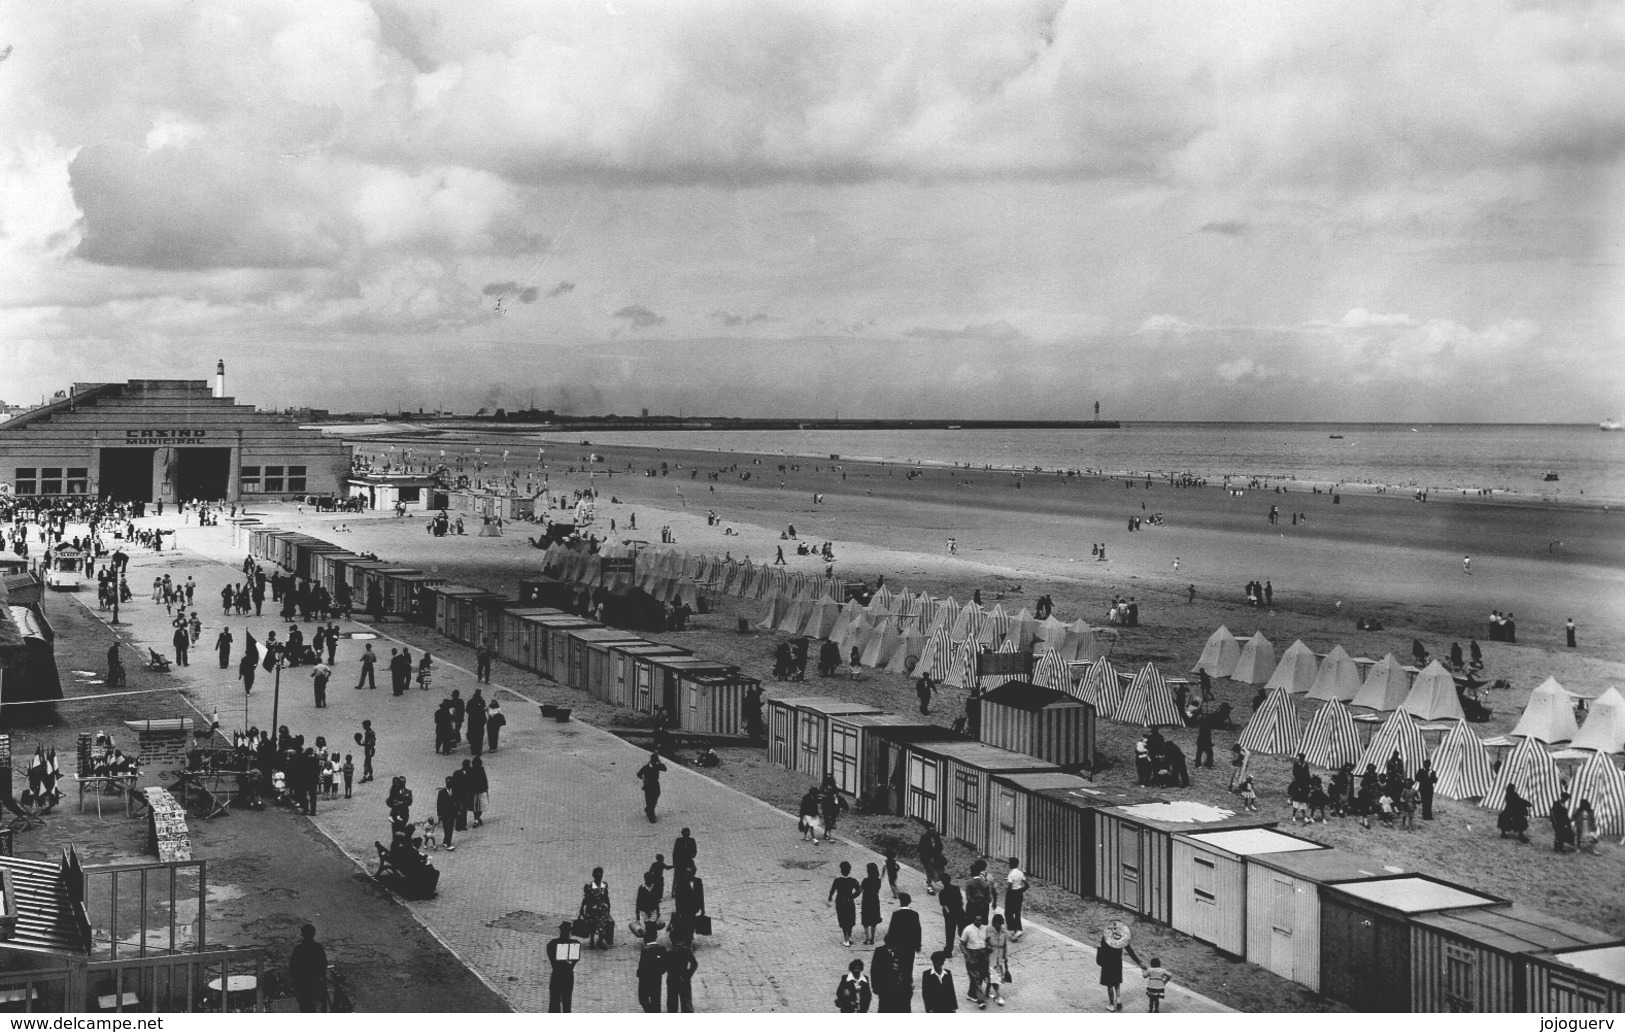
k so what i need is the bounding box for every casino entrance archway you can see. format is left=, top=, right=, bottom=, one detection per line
left=175, top=447, right=231, bottom=501
left=98, top=448, right=155, bottom=502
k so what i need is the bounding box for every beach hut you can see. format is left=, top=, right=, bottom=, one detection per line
left=1093, top=800, right=1276, bottom=925
left=1263, top=640, right=1320, bottom=694
left=1238, top=687, right=1300, bottom=757
left=430, top=584, right=490, bottom=642
left=1352, top=653, right=1412, bottom=712
left=1399, top=661, right=1467, bottom=722
left=1306, top=645, right=1364, bottom=703
left=309, top=549, right=358, bottom=596
left=1170, top=827, right=1327, bottom=955
left=977, top=681, right=1095, bottom=768
left=380, top=570, right=445, bottom=623
left=1573, top=687, right=1625, bottom=754
left=678, top=667, right=758, bottom=736
left=985, top=772, right=1096, bottom=870
left=1016, top=784, right=1158, bottom=896
left=861, top=722, right=967, bottom=814
left=778, top=697, right=884, bottom=779
left=578, top=634, right=657, bottom=703
left=1120, top=664, right=1185, bottom=728
left=602, top=642, right=690, bottom=709
left=1244, top=850, right=1404, bottom=992
left=1430, top=720, right=1494, bottom=800
left=535, top=614, right=598, bottom=684
left=818, top=714, right=943, bottom=797
left=1356, top=709, right=1428, bottom=777
left=1299, top=701, right=1363, bottom=771
left=638, top=656, right=734, bottom=725
left=495, top=606, right=561, bottom=670
left=885, top=629, right=927, bottom=676
left=1510, top=677, right=1581, bottom=744
left=1479, top=735, right=1565, bottom=814
left=1568, top=751, right=1625, bottom=837
left=1230, top=633, right=1277, bottom=685
left=1319, top=875, right=1506, bottom=1012
left=566, top=628, right=646, bottom=693
left=1526, top=943, right=1625, bottom=1013
left=1410, top=905, right=1616, bottom=1012
left=1191, top=626, right=1242, bottom=679
left=902, top=741, right=1061, bottom=850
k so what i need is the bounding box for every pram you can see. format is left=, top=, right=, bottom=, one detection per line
left=145, top=649, right=172, bottom=672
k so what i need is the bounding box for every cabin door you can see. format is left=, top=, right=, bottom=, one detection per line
left=1269, top=877, right=1296, bottom=977
left=1116, top=825, right=1141, bottom=910
left=993, top=786, right=1018, bottom=860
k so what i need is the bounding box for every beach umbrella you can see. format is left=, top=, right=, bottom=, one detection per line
left=1300, top=701, right=1364, bottom=771
left=1263, top=640, right=1320, bottom=694
left=1430, top=720, right=1494, bottom=801
left=1356, top=710, right=1428, bottom=779
left=1238, top=687, right=1300, bottom=756
left=1510, top=677, right=1581, bottom=744
left=1032, top=649, right=1072, bottom=693
left=1397, top=661, right=1467, bottom=722
left=886, top=628, right=928, bottom=676
left=1479, top=735, right=1565, bottom=815
left=1306, top=645, right=1364, bottom=703
left=1230, top=633, right=1277, bottom=685
left=1569, top=751, right=1625, bottom=837
left=1122, top=663, right=1185, bottom=727
left=1352, top=654, right=1412, bottom=712
left=1191, top=626, right=1242, bottom=679
left=1573, top=688, right=1625, bottom=754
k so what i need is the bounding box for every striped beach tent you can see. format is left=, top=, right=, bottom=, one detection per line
left=1479, top=735, right=1565, bottom=814
left=1306, top=645, right=1364, bottom=703
left=929, top=597, right=958, bottom=635
left=1352, top=653, right=1411, bottom=712
left=804, top=594, right=844, bottom=640
left=1263, top=640, right=1320, bottom=694
left=776, top=593, right=813, bottom=634
left=1005, top=609, right=1039, bottom=652
left=950, top=601, right=985, bottom=644
left=1300, top=701, right=1363, bottom=771
left=1091, top=660, right=1126, bottom=721
left=870, top=583, right=896, bottom=613
left=1121, top=663, right=1185, bottom=727
left=755, top=591, right=788, bottom=631
left=1064, top=620, right=1102, bottom=663
left=718, top=559, right=739, bottom=595
left=1430, top=719, right=1494, bottom=800
left=1192, top=626, right=1243, bottom=678
left=918, top=628, right=954, bottom=682
left=1569, top=751, right=1625, bottom=837
left=1037, top=616, right=1070, bottom=652
left=1032, top=648, right=1072, bottom=693
left=941, top=641, right=979, bottom=689
left=1357, top=710, right=1428, bottom=777
left=885, top=628, right=927, bottom=676
left=982, top=604, right=1011, bottom=649
left=1075, top=657, right=1115, bottom=712
left=1230, top=633, right=1276, bottom=685
left=1238, top=687, right=1300, bottom=756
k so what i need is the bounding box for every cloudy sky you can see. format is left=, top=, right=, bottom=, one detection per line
left=3, top=0, right=1623, bottom=420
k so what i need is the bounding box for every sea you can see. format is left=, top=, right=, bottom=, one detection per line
left=521, top=423, right=1625, bottom=505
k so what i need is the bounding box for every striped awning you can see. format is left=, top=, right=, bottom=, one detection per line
left=1238, top=687, right=1301, bottom=756
left=1301, top=700, right=1364, bottom=771
left=1431, top=719, right=1494, bottom=800
left=1569, top=751, right=1625, bottom=838
left=1357, top=709, right=1428, bottom=776
left=1479, top=735, right=1565, bottom=814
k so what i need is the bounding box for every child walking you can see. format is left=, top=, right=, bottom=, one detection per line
left=1144, top=958, right=1172, bottom=1012
left=1238, top=776, right=1258, bottom=811
left=883, top=850, right=901, bottom=899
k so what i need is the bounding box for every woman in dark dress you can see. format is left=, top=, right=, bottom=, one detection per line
left=1498, top=785, right=1531, bottom=842
left=859, top=862, right=884, bottom=945
left=828, top=861, right=860, bottom=947
left=1095, top=924, right=1144, bottom=1012
left=578, top=867, right=614, bottom=948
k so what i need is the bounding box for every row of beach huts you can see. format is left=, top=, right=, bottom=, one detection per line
left=243, top=525, right=1625, bottom=1013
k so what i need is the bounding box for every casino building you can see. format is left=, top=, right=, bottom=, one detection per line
left=0, top=366, right=351, bottom=503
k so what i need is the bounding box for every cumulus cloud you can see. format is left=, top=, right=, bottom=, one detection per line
left=1215, top=356, right=1269, bottom=383
left=613, top=304, right=665, bottom=328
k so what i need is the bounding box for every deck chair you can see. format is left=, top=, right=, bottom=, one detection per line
left=145, top=649, right=172, bottom=673
left=0, top=794, right=45, bottom=834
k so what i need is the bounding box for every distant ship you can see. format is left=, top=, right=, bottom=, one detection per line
left=1328, top=434, right=1343, bottom=439
left=1544, top=472, right=1560, bottom=482
left=1601, top=419, right=1623, bottom=432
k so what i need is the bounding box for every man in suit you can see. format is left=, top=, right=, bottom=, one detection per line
left=920, top=952, right=957, bottom=1013
left=635, top=928, right=668, bottom=1013
left=937, top=874, right=965, bottom=958
left=666, top=941, right=698, bottom=1012
left=1416, top=759, right=1439, bottom=821
left=883, top=892, right=923, bottom=978
left=869, top=943, right=910, bottom=1013
left=673, top=828, right=698, bottom=872
left=545, top=922, right=580, bottom=1013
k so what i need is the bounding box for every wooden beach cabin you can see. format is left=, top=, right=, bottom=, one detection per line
left=1410, top=905, right=1615, bottom=1012
left=634, top=655, right=735, bottom=723
left=978, top=680, right=1095, bottom=768
left=772, top=698, right=884, bottom=778
left=861, top=722, right=966, bottom=814
left=1093, top=802, right=1277, bottom=926
left=345, top=558, right=396, bottom=601
left=568, top=628, right=649, bottom=695
left=1526, top=943, right=1625, bottom=1013
left=901, top=740, right=1060, bottom=848
left=1018, top=784, right=1162, bottom=897
left=1320, top=875, right=1505, bottom=1012
left=308, top=549, right=357, bottom=596
left=493, top=606, right=559, bottom=669
left=678, top=667, right=758, bottom=736
left=1170, top=827, right=1327, bottom=956
left=540, top=615, right=601, bottom=683
left=448, top=589, right=509, bottom=647
left=507, top=609, right=573, bottom=676
left=602, top=642, right=691, bottom=708
left=379, top=570, right=444, bottom=621
left=1243, top=848, right=1401, bottom=992
left=822, top=714, right=947, bottom=798
left=357, top=566, right=424, bottom=617
left=985, top=772, right=1095, bottom=870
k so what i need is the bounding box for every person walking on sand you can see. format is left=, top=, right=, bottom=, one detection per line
left=1463, top=555, right=1471, bottom=575
left=916, top=673, right=935, bottom=715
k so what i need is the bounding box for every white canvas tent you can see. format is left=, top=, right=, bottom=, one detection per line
left=1573, top=687, right=1625, bottom=754
left=1399, top=661, right=1466, bottom=722
left=1191, top=626, right=1242, bottom=679
left=1230, top=632, right=1276, bottom=685
left=1510, top=677, right=1581, bottom=744
left=1306, top=645, right=1364, bottom=702
left=1352, top=653, right=1412, bottom=712
left=885, top=629, right=927, bottom=676
left=1263, top=640, right=1320, bottom=694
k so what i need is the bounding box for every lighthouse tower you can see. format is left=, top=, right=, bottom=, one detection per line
left=215, top=360, right=225, bottom=399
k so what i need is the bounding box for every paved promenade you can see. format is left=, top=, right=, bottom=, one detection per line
left=81, top=512, right=1227, bottom=1013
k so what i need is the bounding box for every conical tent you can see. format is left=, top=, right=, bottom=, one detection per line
left=1300, top=701, right=1364, bottom=771
left=1065, top=621, right=1102, bottom=664
left=1306, top=645, right=1364, bottom=702
left=886, top=629, right=927, bottom=676
left=755, top=591, right=788, bottom=631
left=951, top=601, right=985, bottom=644
left=838, top=612, right=877, bottom=658
left=1397, top=661, right=1466, bottom=722
left=1076, top=657, right=1116, bottom=712
left=870, top=583, right=895, bottom=612
left=1357, top=710, right=1428, bottom=777
left=1573, top=687, right=1625, bottom=754
left=1430, top=720, right=1494, bottom=800
left=1005, top=609, right=1039, bottom=653
left=941, top=642, right=979, bottom=690
left=1122, top=663, right=1185, bottom=727
left=1263, top=641, right=1320, bottom=694
left=920, top=629, right=955, bottom=681
left=827, top=602, right=863, bottom=648
left=777, top=595, right=813, bottom=635
left=929, top=597, right=958, bottom=635
left=1192, top=626, right=1243, bottom=678
left=1238, top=688, right=1300, bottom=756
left=1092, top=661, right=1126, bottom=721
left=1510, top=677, right=1581, bottom=744
left=1038, top=616, right=1070, bottom=651
left=1230, top=633, right=1277, bottom=685
left=982, top=604, right=1011, bottom=649
left=804, top=595, right=844, bottom=640
left=1479, top=736, right=1564, bottom=814
left=1352, top=654, right=1412, bottom=712
left=860, top=622, right=902, bottom=668
left=1032, top=649, right=1072, bottom=693
left=1569, top=751, right=1625, bottom=837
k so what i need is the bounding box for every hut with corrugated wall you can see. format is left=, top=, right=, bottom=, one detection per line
left=1526, top=943, right=1625, bottom=1013
left=788, top=698, right=884, bottom=780
left=977, top=680, right=1095, bottom=768
left=1093, top=801, right=1277, bottom=925
left=1170, top=827, right=1326, bottom=956
left=1320, top=875, right=1505, bottom=1012
left=573, top=629, right=654, bottom=699
left=1410, top=905, right=1615, bottom=1012
left=309, top=549, right=357, bottom=596
left=822, top=713, right=943, bottom=798
left=380, top=570, right=444, bottom=621
left=1244, top=849, right=1404, bottom=992
left=1020, top=784, right=1162, bottom=896
left=677, top=666, right=756, bottom=735
left=542, top=616, right=600, bottom=683
left=496, top=607, right=562, bottom=670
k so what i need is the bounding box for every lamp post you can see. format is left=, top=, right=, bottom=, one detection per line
left=269, top=649, right=286, bottom=740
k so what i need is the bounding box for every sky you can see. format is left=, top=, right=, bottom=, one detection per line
left=2, top=0, right=1623, bottom=421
